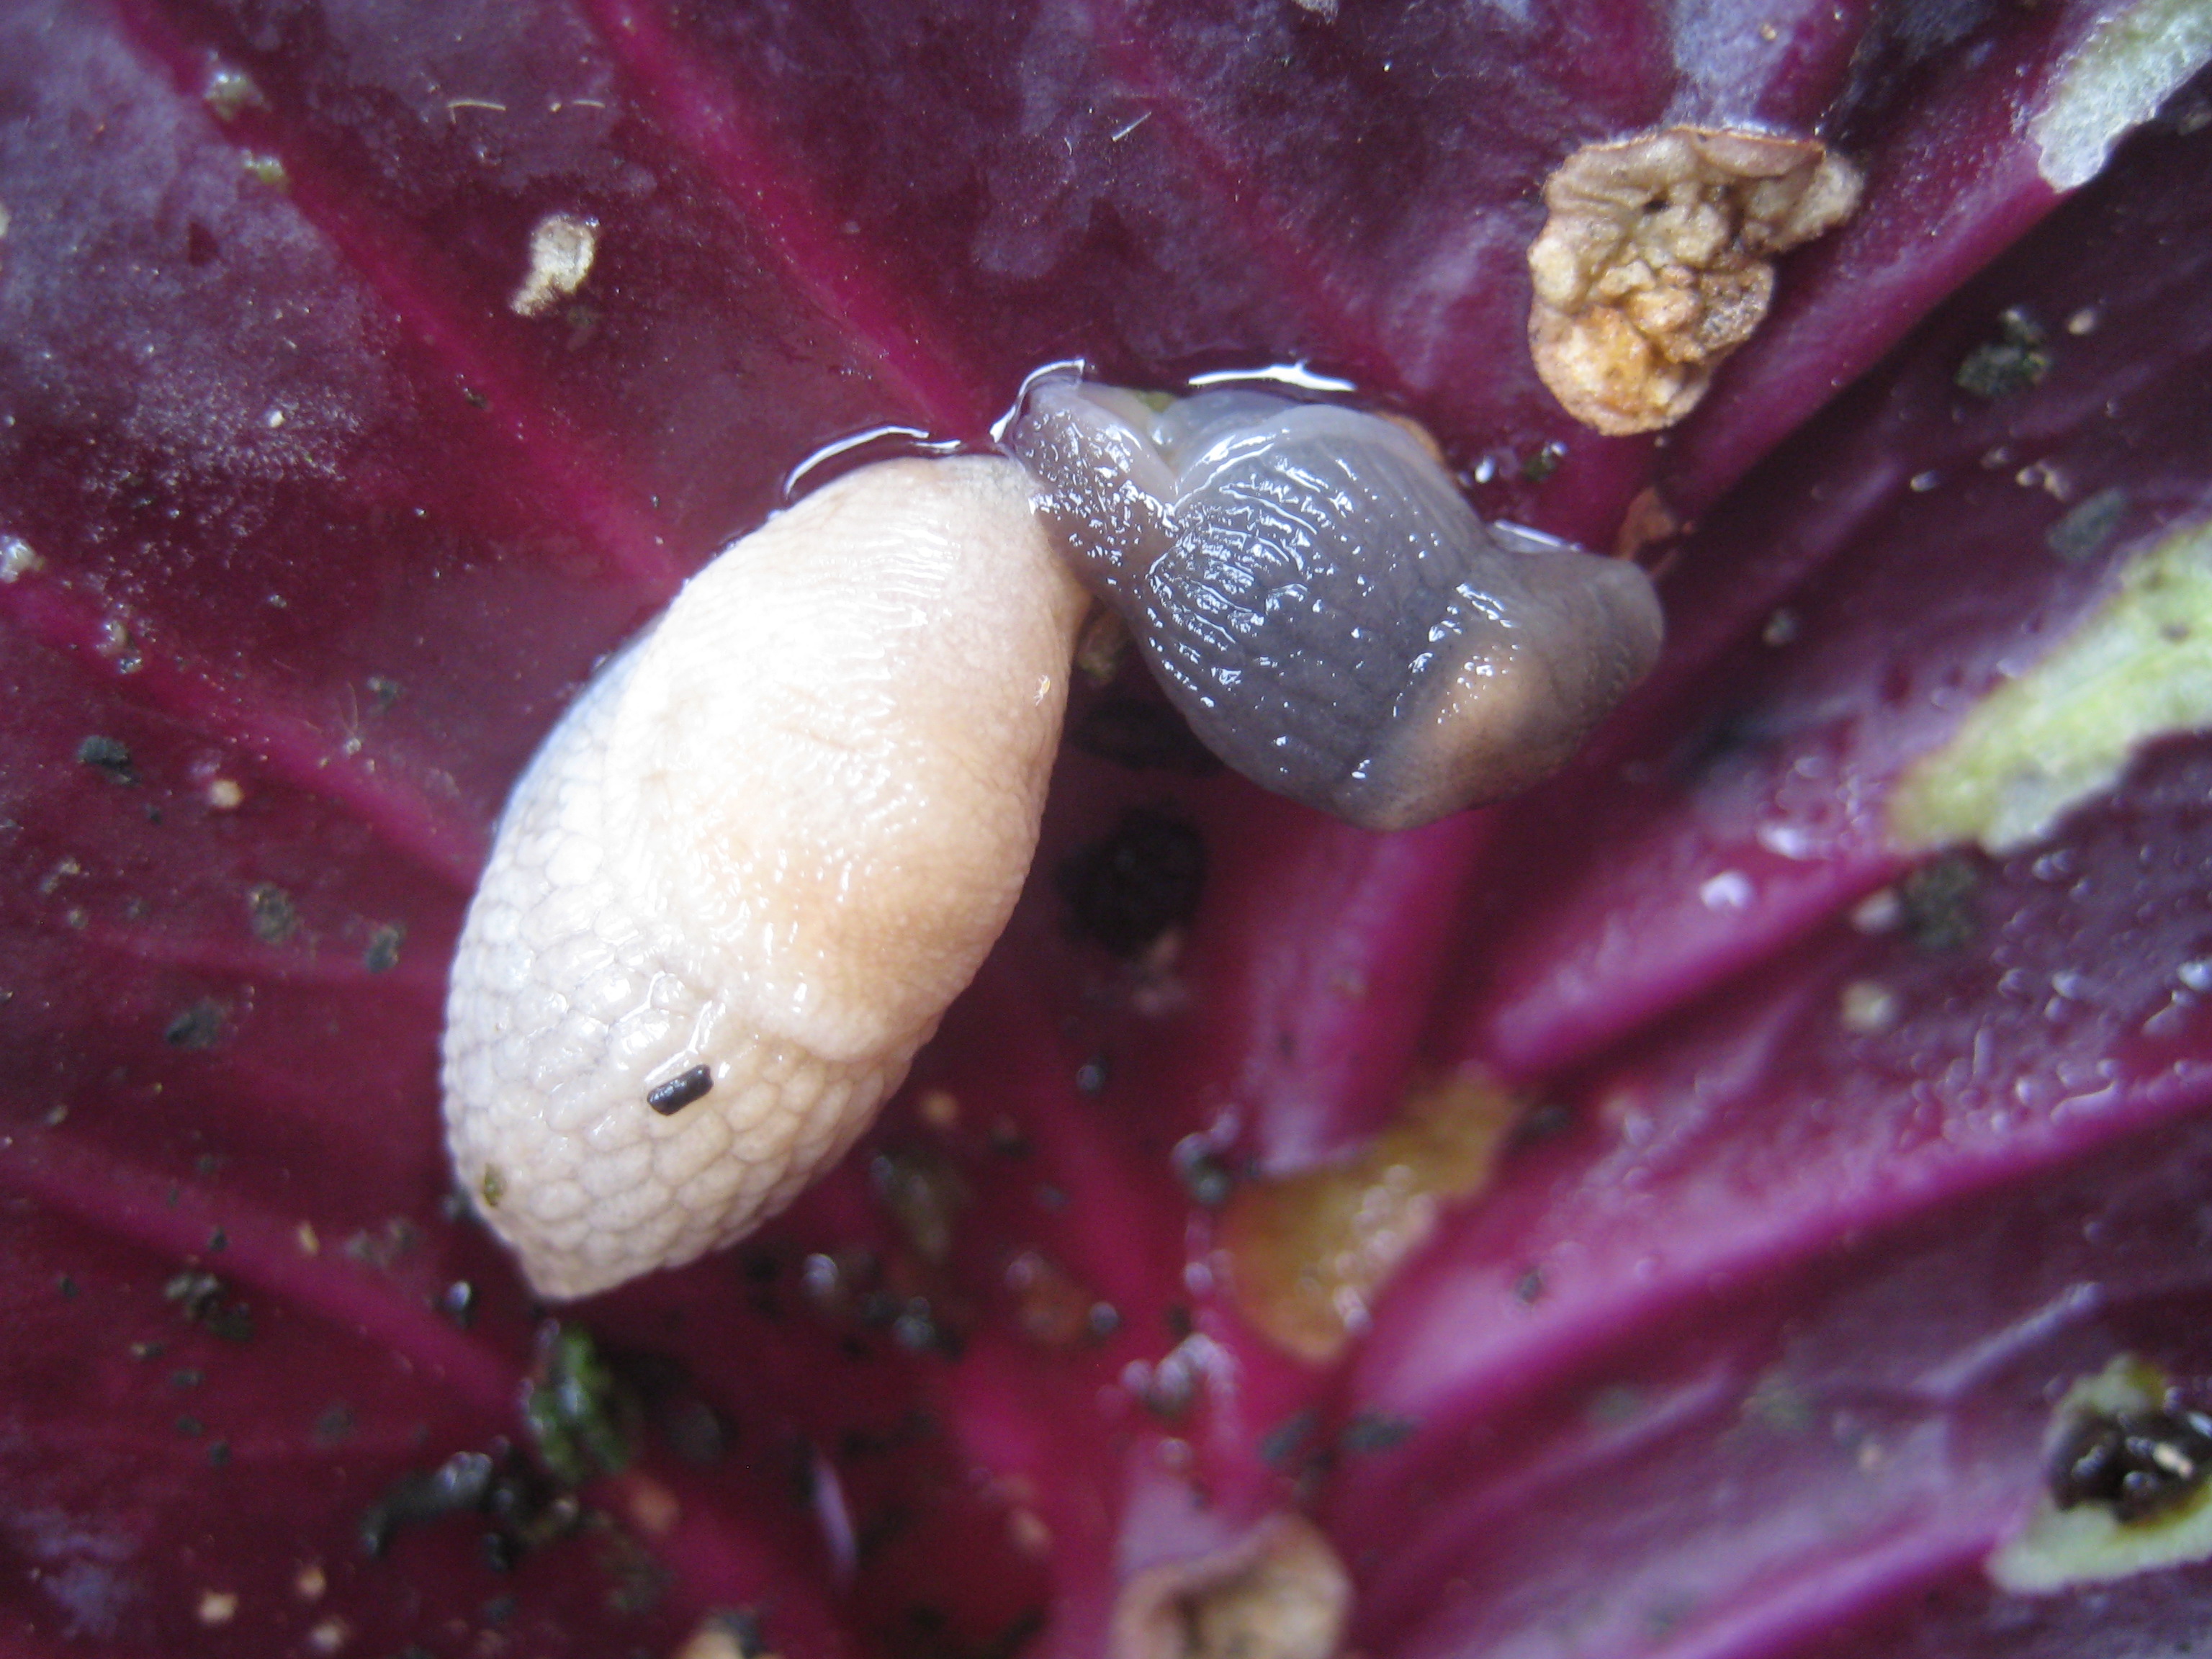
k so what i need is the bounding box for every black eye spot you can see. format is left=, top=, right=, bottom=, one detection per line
left=2051, top=1403, right=2212, bottom=1523
left=1056, top=809, right=1206, bottom=957
left=646, top=1066, right=714, bottom=1116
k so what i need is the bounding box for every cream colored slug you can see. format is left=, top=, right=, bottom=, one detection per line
left=441, top=456, right=1086, bottom=1298
left=444, top=381, right=1663, bottom=1299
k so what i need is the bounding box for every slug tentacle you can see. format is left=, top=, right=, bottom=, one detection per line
left=1011, top=374, right=1665, bottom=832
left=441, top=456, right=1086, bottom=1299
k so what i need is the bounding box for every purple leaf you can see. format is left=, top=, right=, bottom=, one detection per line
left=3, top=1, right=2210, bottom=1655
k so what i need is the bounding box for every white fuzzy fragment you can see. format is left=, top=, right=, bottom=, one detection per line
left=509, top=212, right=598, bottom=318
left=443, top=457, right=1087, bottom=1298
left=0, top=534, right=40, bottom=583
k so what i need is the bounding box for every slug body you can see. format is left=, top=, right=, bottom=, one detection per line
left=441, top=457, right=1086, bottom=1299
left=1011, top=378, right=1665, bottom=831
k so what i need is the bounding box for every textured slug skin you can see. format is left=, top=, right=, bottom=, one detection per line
left=441, top=457, right=1088, bottom=1299
left=1012, top=379, right=1665, bottom=831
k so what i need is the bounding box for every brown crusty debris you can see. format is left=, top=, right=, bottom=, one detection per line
left=1527, top=126, right=1862, bottom=436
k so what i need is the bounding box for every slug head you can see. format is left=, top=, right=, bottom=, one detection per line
left=1011, top=377, right=1665, bottom=831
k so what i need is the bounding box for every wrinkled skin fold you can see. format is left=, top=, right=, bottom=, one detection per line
left=1, top=2, right=2209, bottom=1657
left=1009, top=377, right=1665, bottom=830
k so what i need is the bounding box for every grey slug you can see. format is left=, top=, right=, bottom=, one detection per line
left=1009, top=373, right=1664, bottom=832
